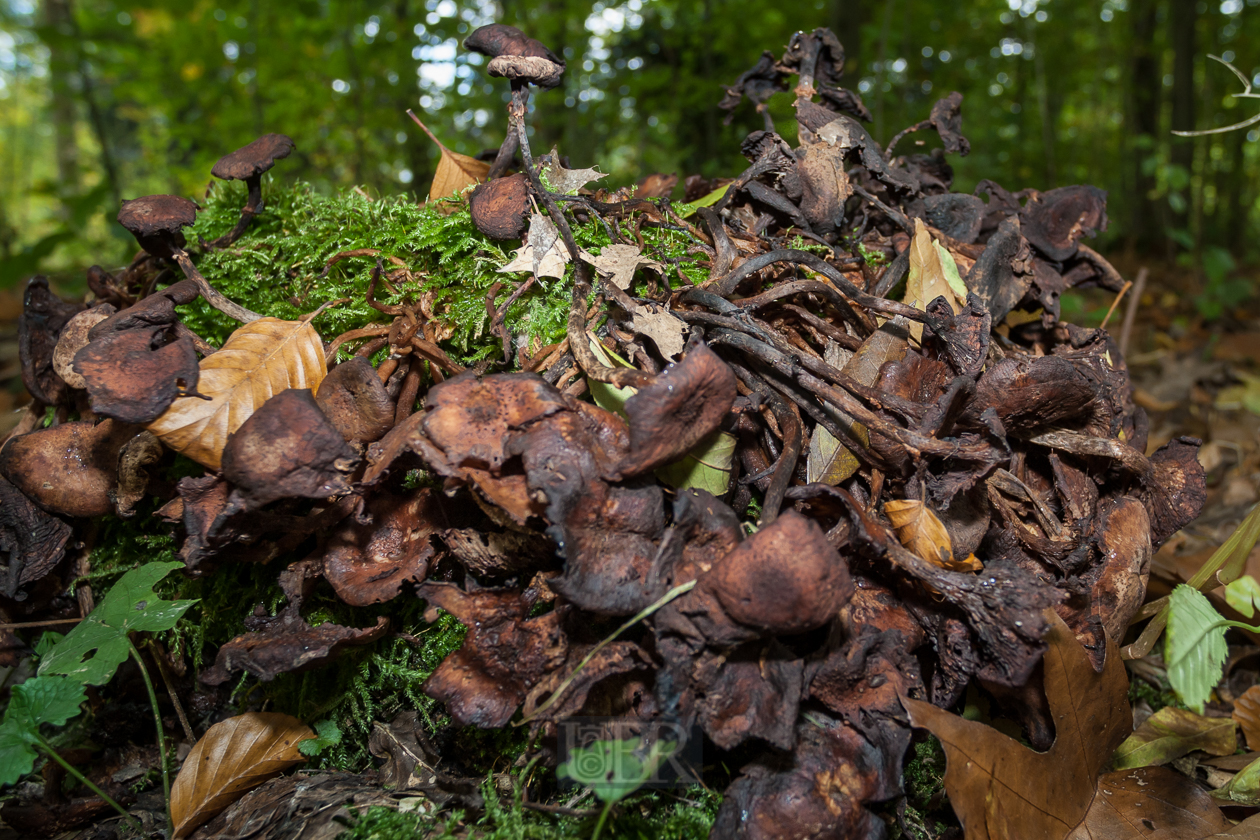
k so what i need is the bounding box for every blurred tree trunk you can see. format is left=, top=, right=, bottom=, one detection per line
left=1126, top=0, right=1160, bottom=250
left=41, top=0, right=79, bottom=195
left=829, top=0, right=865, bottom=78
left=1168, top=0, right=1196, bottom=241
left=1222, top=123, right=1247, bottom=248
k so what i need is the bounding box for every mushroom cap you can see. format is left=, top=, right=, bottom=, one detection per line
left=211, top=133, right=296, bottom=181
left=486, top=55, right=565, bottom=89
left=117, top=195, right=198, bottom=238
left=464, top=24, right=563, bottom=64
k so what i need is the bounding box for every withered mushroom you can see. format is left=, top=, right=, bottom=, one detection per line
left=208, top=133, right=296, bottom=247
left=0, top=419, right=137, bottom=518
left=117, top=195, right=261, bottom=323
left=468, top=172, right=530, bottom=240
left=464, top=24, right=565, bottom=179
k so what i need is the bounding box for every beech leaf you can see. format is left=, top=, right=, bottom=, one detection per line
left=903, top=610, right=1132, bottom=840
left=1111, top=706, right=1237, bottom=770
left=905, top=218, right=964, bottom=341
left=409, top=113, right=490, bottom=202
left=146, top=317, right=326, bottom=470
left=170, top=711, right=314, bottom=838
left=884, top=498, right=982, bottom=572
left=1165, top=583, right=1230, bottom=714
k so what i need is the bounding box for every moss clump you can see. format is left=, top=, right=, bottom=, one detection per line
left=182, top=177, right=706, bottom=366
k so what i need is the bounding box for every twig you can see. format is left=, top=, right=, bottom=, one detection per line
left=1119, top=267, right=1148, bottom=358
left=1098, top=279, right=1132, bottom=330
left=0, top=617, right=83, bottom=631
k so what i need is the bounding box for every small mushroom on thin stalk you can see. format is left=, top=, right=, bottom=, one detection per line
left=116, top=195, right=262, bottom=323
left=207, top=133, right=295, bottom=247
left=463, top=24, right=565, bottom=179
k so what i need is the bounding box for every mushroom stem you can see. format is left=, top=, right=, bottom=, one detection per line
left=171, top=251, right=263, bottom=323
left=209, top=175, right=263, bottom=249
left=508, top=84, right=537, bottom=174
left=486, top=83, right=528, bottom=180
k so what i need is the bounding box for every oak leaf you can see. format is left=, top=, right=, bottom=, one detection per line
left=170, top=711, right=313, bottom=838
left=884, top=498, right=982, bottom=572
left=1067, top=766, right=1230, bottom=839
left=146, top=318, right=326, bottom=470
left=903, top=611, right=1132, bottom=840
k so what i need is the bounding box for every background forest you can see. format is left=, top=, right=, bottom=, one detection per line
left=0, top=0, right=1258, bottom=305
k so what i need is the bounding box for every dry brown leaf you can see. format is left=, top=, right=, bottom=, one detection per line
left=170, top=711, right=313, bottom=838
left=410, top=114, right=490, bottom=203
left=904, top=611, right=1135, bottom=840
left=1234, top=685, right=1260, bottom=751
left=1066, top=766, right=1230, bottom=840
left=905, top=218, right=964, bottom=342
left=146, top=318, right=325, bottom=470
left=1112, top=706, right=1237, bottom=769
left=884, top=498, right=982, bottom=572
left=805, top=318, right=908, bottom=485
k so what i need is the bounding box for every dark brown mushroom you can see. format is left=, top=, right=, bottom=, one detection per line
left=314, top=357, right=395, bottom=446
left=468, top=173, right=530, bottom=240
left=0, top=419, right=137, bottom=518
left=464, top=24, right=565, bottom=179
left=73, top=326, right=199, bottom=424
left=208, top=133, right=296, bottom=247
left=18, top=277, right=85, bottom=408
left=51, top=304, right=116, bottom=391
left=0, top=475, right=73, bottom=598
left=1019, top=185, right=1108, bottom=262
left=319, top=490, right=440, bottom=607
left=922, top=193, right=985, bottom=244
left=116, top=196, right=261, bottom=323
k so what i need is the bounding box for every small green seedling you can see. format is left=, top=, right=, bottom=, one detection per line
left=558, top=736, right=678, bottom=840
left=298, top=719, right=344, bottom=758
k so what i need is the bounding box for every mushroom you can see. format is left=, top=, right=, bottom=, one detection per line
left=117, top=195, right=261, bottom=323
left=463, top=24, right=565, bottom=179
left=208, top=133, right=296, bottom=247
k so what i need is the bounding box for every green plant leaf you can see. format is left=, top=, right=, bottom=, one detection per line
left=557, top=738, right=673, bottom=804
left=298, top=719, right=344, bottom=758
left=656, top=430, right=736, bottom=496
left=1227, top=575, right=1260, bottom=619
left=0, top=675, right=88, bottom=785
left=1165, top=584, right=1230, bottom=714
left=676, top=184, right=730, bottom=218
left=1111, top=706, right=1237, bottom=770
left=586, top=336, right=637, bottom=418
left=39, top=561, right=197, bottom=686
left=1213, top=754, right=1260, bottom=805
left=933, top=241, right=968, bottom=302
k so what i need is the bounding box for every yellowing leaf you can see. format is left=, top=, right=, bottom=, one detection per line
left=905, top=218, right=964, bottom=341
left=805, top=320, right=908, bottom=485
left=884, top=498, right=981, bottom=572
left=170, top=712, right=313, bottom=838
left=1112, top=706, right=1237, bottom=770
left=147, top=318, right=326, bottom=470
left=409, top=112, right=490, bottom=203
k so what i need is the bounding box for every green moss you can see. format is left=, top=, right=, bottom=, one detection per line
left=904, top=736, right=946, bottom=808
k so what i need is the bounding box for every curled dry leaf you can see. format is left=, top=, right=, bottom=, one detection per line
left=1234, top=685, right=1260, bottom=751
left=147, top=317, right=326, bottom=470
left=170, top=711, right=313, bottom=839
left=1112, top=706, right=1237, bottom=770
left=884, top=499, right=982, bottom=572
left=410, top=114, right=490, bottom=203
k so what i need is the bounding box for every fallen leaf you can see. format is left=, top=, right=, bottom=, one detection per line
left=540, top=146, right=607, bottom=194
left=409, top=113, right=490, bottom=202
left=146, top=317, right=326, bottom=470
left=905, top=218, right=964, bottom=342
left=627, top=304, right=687, bottom=359
left=170, top=711, right=313, bottom=838
left=1212, top=753, right=1260, bottom=806
left=805, top=319, right=908, bottom=485
left=1067, top=765, right=1230, bottom=839
left=1112, top=706, right=1237, bottom=770
left=656, top=429, right=737, bottom=496
left=1235, top=686, right=1260, bottom=751
left=904, top=610, right=1132, bottom=840
left=581, top=243, right=665, bottom=290
left=884, top=499, right=982, bottom=572
left=499, top=213, right=570, bottom=278
left=1227, top=575, right=1260, bottom=618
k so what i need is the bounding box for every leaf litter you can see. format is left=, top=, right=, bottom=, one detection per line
left=1, top=19, right=1250, bottom=840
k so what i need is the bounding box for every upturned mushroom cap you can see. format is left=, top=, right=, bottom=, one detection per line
left=211, top=133, right=296, bottom=181
left=465, top=24, right=565, bottom=90
left=117, top=195, right=198, bottom=239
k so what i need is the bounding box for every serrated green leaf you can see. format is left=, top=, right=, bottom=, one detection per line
left=656, top=430, right=736, bottom=495
left=298, top=719, right=343, bottom=757
left=1166, top=584, right=1230, bottom=714
left=1213, top=754, right=1260, bottom=805
left=933, top=241, right=968, bottom=302
left=1227, top=575, right=1260, bottom=619
left=0, top=676, right=88, bottom=785
left=39, top=561, right=196, bottom=686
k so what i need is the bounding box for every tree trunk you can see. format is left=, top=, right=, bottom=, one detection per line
left=1168, top=0, right=1196, bottom=242
left=41, top=0, right=79, bottom=196
left=1126, top=0, right=1160, bottom=251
